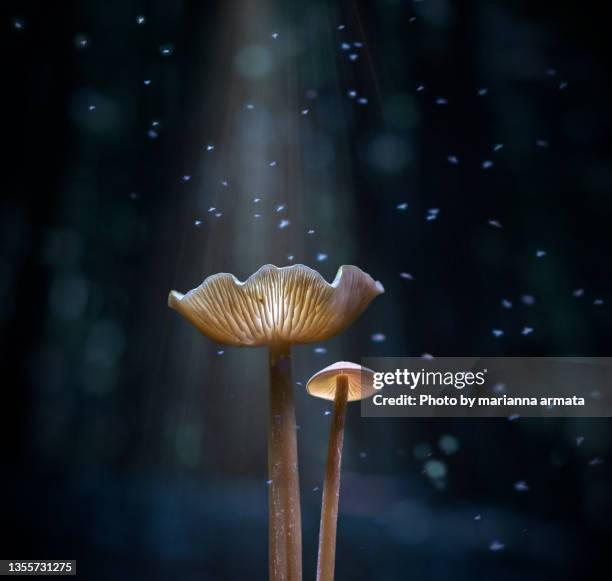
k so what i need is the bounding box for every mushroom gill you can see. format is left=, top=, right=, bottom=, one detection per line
left=168, top=264, right=384, bottom=346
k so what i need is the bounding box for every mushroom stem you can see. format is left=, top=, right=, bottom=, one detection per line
left=316, top=374, right=349, bottom=581
left=268, top=344, right=302, bottom=581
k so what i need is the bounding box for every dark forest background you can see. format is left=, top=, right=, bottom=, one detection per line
left=1, top=1, right=611, bottom=579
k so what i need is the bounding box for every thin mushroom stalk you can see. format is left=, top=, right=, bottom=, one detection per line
left=317, top=374, right=349, bottom=581
left=268, top=344, right=301, bottom=580
left=168, top=265, right=383, bottom=581
left=306, top=362, right=378, bottom=581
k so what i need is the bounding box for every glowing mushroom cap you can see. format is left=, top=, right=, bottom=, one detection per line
left=306, top=361, right=376, bottom=402
left=168, top=264, right=384, bottom=347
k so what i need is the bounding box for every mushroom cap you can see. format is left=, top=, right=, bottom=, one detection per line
left=306, top=361, right=377, bottom=402
left=168, top=264, right=384, bottom=347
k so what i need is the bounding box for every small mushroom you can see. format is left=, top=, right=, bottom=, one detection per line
left=307, top=362, right=376, bottom=581
left=169, top=265, right=383, bottom=581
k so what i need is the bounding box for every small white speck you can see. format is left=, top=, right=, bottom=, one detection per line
left=271, top=32, right=279, bottom=39
left=316, top=253, right=328, bottom=262
left=521, top=294, right=535, bottom=305
left=217, top=349, right=225, bottom=355
left=426, top=208, right=440, bottom=221
left=489, top=540, right=505, bottom=552
left=278, top=219, right=290, bottom=229
left=301, top=109, right=309, bottom=115
left=193, top=219, right=203, bottom=226
left=159, top=43, right=174, bottom=57
left=477, top=88, right=488, bottom=96
left=136, top=15, right=146, bottom=26
left=514, top=480, right=530, bottom=492
left=269, top=160, right=277, bottom=167
left=307, top=229, right=315, bottom=235
left=396, top=202, right=408, bottom=211
left=435, top=97, right=448, bottom=105
left=493, top=383, right=507, bottom=394
left=492, top=329, right=504, bottom=338
left=482, top=160, right=494, bottom=169
left=493, top=143, right=504, bottom=152
left=75, top=34, right=90, bottom=49
left=593, top=298, right=604, bottom=306
left=276, top=204, right=285, bottom=213
left=349, top=53, right=359, bottom=61
left=181, top=175, right=191, bottom=182
left=371, top=333, right=386, bottom=343
left=447, top=155, right=459, bottom=165
left=536, top=250, right=547, bottom=258
left=400, top=272, right=414, bottom=280
left=314, top=347, right=327, bottom=354
left=143, top=79, right=152, bottom=86
left=206, top=144, right=215, bottom=152
left=488, top=219, right=502, bottom=228
left=357, top=97, right=368, bottom=105
left=348, top=90, right=358, bottom=99
left=501, top=299, right=513, bottom=309
left=572, top=288, right=584, bottom=298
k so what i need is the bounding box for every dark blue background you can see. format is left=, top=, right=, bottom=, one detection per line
left=2, top=1, right=611, bottom=579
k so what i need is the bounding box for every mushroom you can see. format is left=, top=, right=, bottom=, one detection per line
left=168, top=265, right=384, bottom=581
left=306, top=361, right=377, bottom=581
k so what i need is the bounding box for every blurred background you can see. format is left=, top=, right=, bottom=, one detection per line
left=2, top=0, right=612, bottom=579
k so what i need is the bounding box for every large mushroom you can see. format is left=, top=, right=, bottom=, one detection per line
left=169, top=265, right=383, bottom=581
left=306, top=361, right=377, bottom=581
